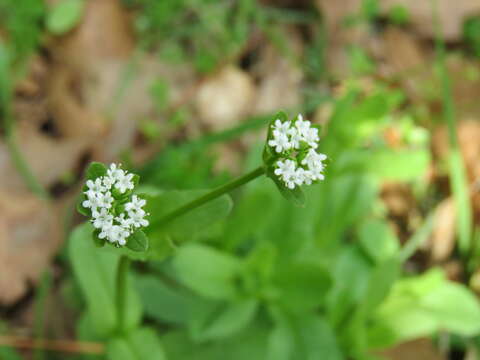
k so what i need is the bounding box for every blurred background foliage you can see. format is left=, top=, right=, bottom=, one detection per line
left=2, top=0, right=480, bottom=359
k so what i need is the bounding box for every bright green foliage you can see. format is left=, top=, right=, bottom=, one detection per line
left=0, top=347, right=22, bottom=360
left=46, top=0, right=85, bottom=35
left=370, top=269, right=480, bottom=347
left=464, top=16, right=480, bottom=57
left=69, top=224, right=143, bottom=337
left=107, top=327, right=166, bottom=360
left=172, top=244, right=242, bottom=299
left=0, top=0, right=44, bottom=64
left=124, top=0, right=259, bottom=73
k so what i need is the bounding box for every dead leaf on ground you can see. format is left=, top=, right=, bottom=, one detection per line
left=429, top=197, right=456, bottom=263
left=381, top=183, right=415, bottom=218
left=49, top=0, right=134, bottom=70
left=380, top=27, right=432, bottom=100
left=379, top=0, right=480, bottom=41
left=316, top=0, right=480, bottom=41
left=0, top=192, right=61, bottom=305
left=252, top=27, right=303, bottom=113
left=379, top=338, right=446, bottom=360
left=194, top=65, right=255, bottom=131
left=0, top=124, right=89, bottom=193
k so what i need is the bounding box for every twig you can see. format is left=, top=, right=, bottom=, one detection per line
left=0, top=336, right=104, bottom=355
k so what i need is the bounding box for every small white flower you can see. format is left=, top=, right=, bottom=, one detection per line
left=86, top=178, right=106, bottom=194
left=302, top=149, right=327, bottom=181
left=303, top=127, right=320, bottom=149
left=275, top=159, right=298, bottom=189
left=288, top=127, right=303, bottom=149
left=268, top=114, right=327, bottom=189
left=107, top=225, right=130, bottom=244
left=295, top=114, right=311, bottom=136
left=268, top=131, right=292, bottom=153
left=107, top=163, right=125, bottom=182
left=272, top=119, right=291, bottom=135
left=115, top=172, right=135, bottom=194
left=293, top=167, right=307, bottom=187
left=102, top=175, right=115, bottom=190
left=116, top=213, right=132, bottom=229
left=82, top=192, right=101, bottom=211
left=129, top=209, right=149, bottom=228
left=125, top=195, right=146, bottom=212
left=97, top=191, right=114, bottom=209
left=98, top=223, right=112, bottom=240
left=92, top=208, right=113, bottom=229
left=81, top=162, right=149, bottom=247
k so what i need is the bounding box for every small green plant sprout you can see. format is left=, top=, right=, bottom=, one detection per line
left=77, top=163, right=149, bottom=251
left=263, top=112, right=327, bottom=205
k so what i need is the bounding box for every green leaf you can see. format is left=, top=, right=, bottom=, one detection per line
left=361, top=259, right=400, bottom=316
left=268, top=172, right=306, bottom=207
left=267, top=309, right=294, bottom=360
left=293, top=315, right=343, bottom=360
left=85, top=162, right=107, bottom=181
left=107, top=327, right=166, bottom=360
left=172, top=243, right=243, bottom=299
left=274, top=263, right=331, bottom=312
left=92, top=229, right=105, bottom=248
left=146, top=190, right=233, bottom=239
left=76, top=194, right=90, bottom=216
left=0, top=347, right=22, bottom=360
left=68, top=223, right=142, bottom=336
left=358, top=219, right=399, bottom=264
left=127, top=229, right=149, bottom=252
left=135, top=275, right=195, bottom=325
left=370, top=268, right=480, bottom=347
left=144, top=190, right=233, bottom=260
left=367, top=149, right=430, bottom=181
left=193, top=299, right=259, bottom=341
left=47, top=0, right=84, bottom=35
left=267, top=324, right=293, bottom=360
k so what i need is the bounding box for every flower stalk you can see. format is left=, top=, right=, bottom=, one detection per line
left=152, top=166, right=265, bottom=227
left=115, top=255, right=130, bottom=334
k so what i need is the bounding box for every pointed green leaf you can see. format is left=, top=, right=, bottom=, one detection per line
left=127, top=229, right=149, bottom=252
left=92, top=229, right=105, bottom=248
left=76, top=195, right=90, bottom=216
left=107, top=327, right=166, bottom=360
left=47, top=0, right=84, bottom=35
left=85, top=162, right=107, bottom=180
left=192, top=299, right=259, bottom=341
left=172, top=243, right=242, bottom=299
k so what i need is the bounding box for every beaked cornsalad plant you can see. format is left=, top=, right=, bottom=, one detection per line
left=75, top=111, right=327, bottom=336
left=77, top=111, right=326, bottom=252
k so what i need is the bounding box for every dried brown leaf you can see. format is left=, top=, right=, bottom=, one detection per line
left=379, top=338, right=446, bottom=360
left=429, top=197, right=456, bottom=263
left=0, top=192, right=61, bottom=305
left=0, top=125, right=89, bottom=192
left=194, top=66, right=255, bottom=131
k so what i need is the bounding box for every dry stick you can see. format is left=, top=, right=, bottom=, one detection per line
left=0, top=336, right=104, bottom=355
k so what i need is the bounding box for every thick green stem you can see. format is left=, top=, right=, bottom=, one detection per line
left=153, top=166, right=265, bottom=227
left=116, top=256, right=130, bottom=334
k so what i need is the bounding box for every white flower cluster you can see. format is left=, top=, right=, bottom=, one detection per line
left=269, top=114, right=327, bottom=189
left=82, top=164, right=149, bottom=246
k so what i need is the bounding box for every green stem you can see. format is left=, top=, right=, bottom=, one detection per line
left=116, top=255, right=130, bottom=334
left=153, top=166, right=265, bottom=226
